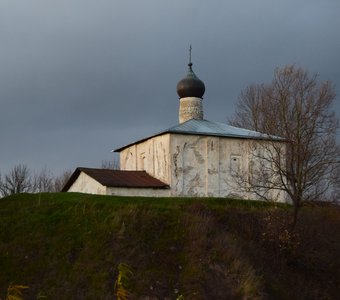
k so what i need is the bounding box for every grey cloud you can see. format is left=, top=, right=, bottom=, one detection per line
left=0, top=0, right=339, bottom=175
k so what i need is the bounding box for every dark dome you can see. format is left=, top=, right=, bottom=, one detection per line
left=177, top=63, right=205, bottom=99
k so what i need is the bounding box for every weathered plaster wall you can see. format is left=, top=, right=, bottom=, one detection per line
left=169, top=134, right=246, bottom=198
left=120, top=134, right=171, bottom=184
left=68, top=172, right=106, bottom=195
left=119, top=133, right=286, bottom=201
left=169, top=134, right=286, bottom=201
left=107, top=187, right=170, bottom=197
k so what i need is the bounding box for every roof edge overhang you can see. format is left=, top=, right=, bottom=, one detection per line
left=113, top=130, right=286, bottom=153
left=113, top=131, right=170, bottom=152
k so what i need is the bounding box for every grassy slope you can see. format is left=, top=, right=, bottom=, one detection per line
left=0, top=193, right=339, bottom=299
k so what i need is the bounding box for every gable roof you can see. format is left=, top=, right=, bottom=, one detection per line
left=61, top=168, right=169, bottom=192
left=114, top=119, right=284, bottom=152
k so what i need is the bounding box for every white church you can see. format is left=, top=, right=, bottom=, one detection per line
left=62, top=58, right=286, bottom=202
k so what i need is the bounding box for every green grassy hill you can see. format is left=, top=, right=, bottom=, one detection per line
left=0, top=193, right=339, bottom=299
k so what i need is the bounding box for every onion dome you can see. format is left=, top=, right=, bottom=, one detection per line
left=176, top=62, right=205, bottom=99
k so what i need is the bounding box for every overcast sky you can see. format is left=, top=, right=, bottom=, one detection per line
left=1, top=0, right=339, bottom=176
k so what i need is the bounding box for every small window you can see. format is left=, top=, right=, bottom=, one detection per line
left=230, top=155, right=241, bottom=174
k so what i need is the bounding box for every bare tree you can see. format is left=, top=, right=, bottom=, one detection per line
left=230, top=65, right=340, bottom=228
left=32, top=167, right=54, bottom=192
left=101, top=157, right=119, bottom=170
left=0, top=164, right=32, bottom=197
left=330, top=164, right=340, bottom=203
left=0, top=165, right=75, bottom=196
left=33, top=168, right=74, bottom=193
left=52, top=169, right=73, bottom=192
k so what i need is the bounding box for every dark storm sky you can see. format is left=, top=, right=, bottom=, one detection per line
left=1, top=0, right=339, bottom=175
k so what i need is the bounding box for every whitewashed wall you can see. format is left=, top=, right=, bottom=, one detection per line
left=119, top=133, right=287, bottom=202
left=68, top=172, right=106, bottom=195
left=169, top=134, right=246, bottom=198
left=120, top=134, right=171, bottom=184
left=169, top=134, right=286, bottom=201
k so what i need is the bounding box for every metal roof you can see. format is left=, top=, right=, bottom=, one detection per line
left=114, top=119, right=284, bottom=152
left=166, top=119, right=277, bottom=139
left=61, top=168, right=169, bottom=192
